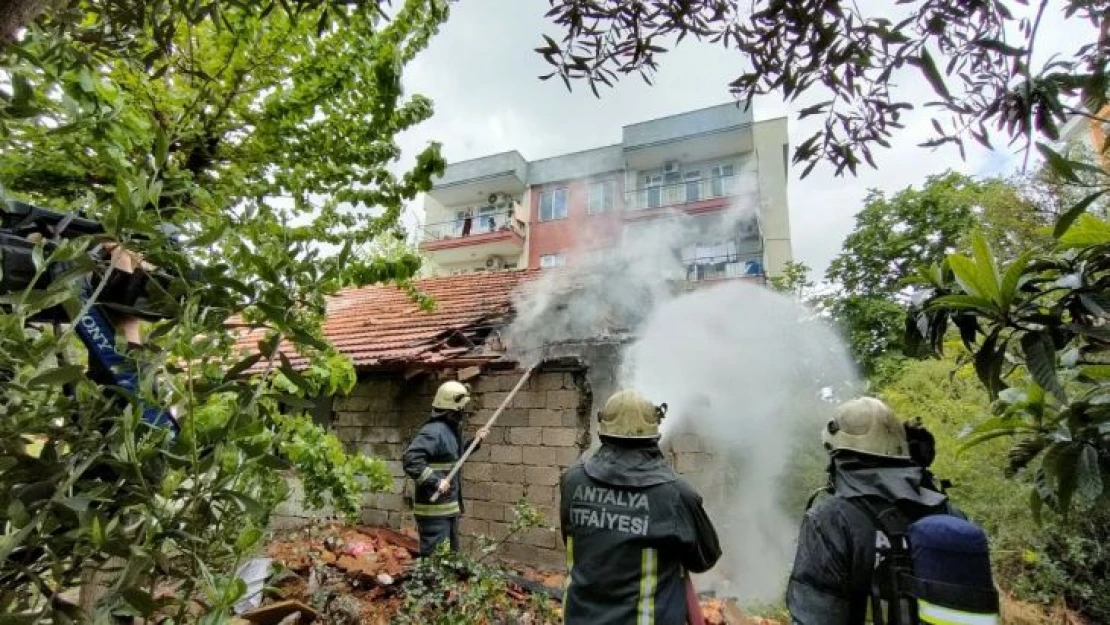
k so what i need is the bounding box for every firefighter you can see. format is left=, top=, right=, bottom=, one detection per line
left=402, top=380, right=488, bottom=557
left=560, top=390, right=721, bottom=625
left=785, top=397, right=967, bottom=624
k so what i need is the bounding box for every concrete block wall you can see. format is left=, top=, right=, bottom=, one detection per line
left=271, top=368, right=590, bottom=570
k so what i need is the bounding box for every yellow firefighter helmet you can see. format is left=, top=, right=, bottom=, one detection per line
left=822, top=397, right=910, bottom=459
left=598, top=390, right=667, bottom=439
left=432, top=381, right=471, bottom=411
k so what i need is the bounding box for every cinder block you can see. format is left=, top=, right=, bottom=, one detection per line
left=349, top=382, right=375, bottom=398
left=490, top=445, right=523, bottom=464
left=459, top=517, right=488, bottom=537
left=360, top=509, right=390, bottom=526
left=536, top=373, right=566, bottom=391
left=520, top=528, right=560, bottom=550
left=523, top=447, right=580, bottom=468
left=488, top=482, right=526, bottom=504
left=464, top=462, right=494, bottom=482
left=509, top=427, right=542, bottom=446
left=497, top=409, right=531, bottom=427
left=542, top=428, right=578, bottom=447
left=524, top=484, right=557, bottom=505
left=463, top=481, right=492, bottom=502
left=535, top=505, right=559, bottom=525
left=525, top=466, right=561, bottom=486
left=562, top=411, right=584, bottom=428
left=487, top=521, right=511, bottom=540
left=500, top=543, right=564, bottom=570
left=512, top=391, right=546, bottom=409
left=482, top=391, right=509, bottom=408
left=469, top=501, right=507, bottom=522
left=528, top=408, right=565, bottom=428
left=468, top=445, right=491, bottom=462
left=546, top=390, right=580, bottom=410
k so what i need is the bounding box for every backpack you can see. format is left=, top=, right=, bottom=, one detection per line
left=848, top=498, right=1000, bottom=625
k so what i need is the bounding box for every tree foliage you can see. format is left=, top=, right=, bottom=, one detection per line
left=0, top=0, right=448, bottom=620
left=536, top=0, right=1110, bottom=176
left=908, top=153, right=1110, bottom=519
left=824, top=171, right=1045, bottom=373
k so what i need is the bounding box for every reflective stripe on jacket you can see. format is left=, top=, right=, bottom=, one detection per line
left=402, top=413, right=476, bottom=518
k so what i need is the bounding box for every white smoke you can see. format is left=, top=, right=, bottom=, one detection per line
left=622, top=282, right=858, bottom=600
left=503, top=195, right=859, bottom=602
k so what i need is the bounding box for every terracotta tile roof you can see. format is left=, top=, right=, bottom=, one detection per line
left=234, top=269, right=540, bottom=370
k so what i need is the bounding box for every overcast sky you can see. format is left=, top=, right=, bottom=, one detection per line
left=393, top=0, right=1090, bottom=277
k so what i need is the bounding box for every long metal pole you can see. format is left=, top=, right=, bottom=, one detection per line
left=429, top=363, right=538, bottom=502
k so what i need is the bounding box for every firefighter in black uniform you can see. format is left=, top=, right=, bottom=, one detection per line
left=402, top=380, right=488, bottom=557
left=560, top=390, right=721, bottom=625
left=785, top=397, right=965, bottom=624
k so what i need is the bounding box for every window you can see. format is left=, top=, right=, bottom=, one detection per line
left=644, top=174, right=663, bottom=208
left=589, top=180, right=616, bottom=214
left=684, top=170, right=701, bottom=202
left=476, top=204, right=497, bottom=233
left=539, top=253, right=566, bottom=268
left=710, top=164, right=735, bottom=197
left=539, top=188, right=568, bottom=221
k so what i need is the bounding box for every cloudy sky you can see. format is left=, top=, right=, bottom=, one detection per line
left=393, top=0, right=1091, bottom=277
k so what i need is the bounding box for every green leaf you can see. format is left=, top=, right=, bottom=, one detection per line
left=121, top=588, right=157, bottom=615
left=221, top=577, right=247, bottom=608
left=223, top=353, right=263, bottom=381
left=969, top=232, right=1001, bottom=304
left=1054, top=190, right=1107, bottom=238
left=27, top=365, right=87, bottom=389
left=927, top=294, right=995, bottom=313
left=915, top=48, right=951, bottom=100
left=999, top=250, right=1034, bottom=311
left=1077, top=444, right=1103, bottom=501
left=235, top=526, right=263, bottom=553
left=948, top=253, right=996, bottom=303
left=279, top=353, right=313, bottom=394
left=1021, top=331, right=1066, bottom=403
left=974, top=329, right=1007, bottom=399
left=1058, top=214, right=1110, bottom=248
left=1037, top=143, right=1081, bottom=184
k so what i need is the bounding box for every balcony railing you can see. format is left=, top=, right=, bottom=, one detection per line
left=421, top=209, right=525, bottom=243
left=625, top=174, right=758, bottom=211
left=682, top=252, right=764, bottom=281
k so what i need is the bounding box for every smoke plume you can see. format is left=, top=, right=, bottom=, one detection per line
left=503, top=196, right=859, bottom=602
left=622, top=282, right=858, bottom=600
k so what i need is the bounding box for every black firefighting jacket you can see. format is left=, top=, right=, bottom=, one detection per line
left=559, top=439, right=722, bottom=625
left=402, top=411, right=478, bottom=518
left=785, top=455, right=963, bottom=625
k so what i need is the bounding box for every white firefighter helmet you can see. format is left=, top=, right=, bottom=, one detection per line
left=598, top=390, right=667, bottom=439
left=432, top=381, right=471, bottom=411
left=822, top=397, right=910, bottom=459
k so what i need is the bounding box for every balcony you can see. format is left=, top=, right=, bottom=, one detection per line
left=624, top=174, right=760, bottom=214
left=683, top=251, right=765, bottom=282
left=419, top=209, right=526, bottom=265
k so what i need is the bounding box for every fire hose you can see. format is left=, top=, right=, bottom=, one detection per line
left=429, top=363, right=538, bottom=503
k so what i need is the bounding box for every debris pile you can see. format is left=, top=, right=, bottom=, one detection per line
left=254, top=524, right=570, bottom=624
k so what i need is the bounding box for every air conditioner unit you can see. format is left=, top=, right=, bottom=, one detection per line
left=663, top=161, right=679, bottom=174
left=487, top=193, right=499, bottom=206
left=485, top=255, right=505, bottom=270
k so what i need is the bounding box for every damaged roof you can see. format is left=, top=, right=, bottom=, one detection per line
left=234, top=269, right=540, bottom=371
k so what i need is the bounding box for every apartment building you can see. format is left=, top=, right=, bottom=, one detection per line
left=418, top=102, right=793, bottom=280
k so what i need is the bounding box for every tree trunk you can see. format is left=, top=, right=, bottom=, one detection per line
left=0, top=0, right=52, bottom=49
